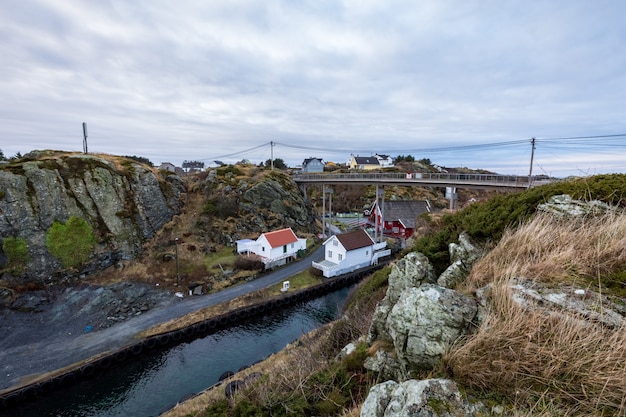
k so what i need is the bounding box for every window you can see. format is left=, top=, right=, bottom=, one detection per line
left=338, top=254, right=343, bottom=261
left=328, top=250, right=333, bottom=258
left=333, top=240, right=338, bottom=246
left=291, top=243, right=294, bottom=248
left=366, top=250, right=369, bottom=255
left=262, top=246, right=265, bottom=252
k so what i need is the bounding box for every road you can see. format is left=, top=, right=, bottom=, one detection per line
left=0, top=246, right=324, bottom=393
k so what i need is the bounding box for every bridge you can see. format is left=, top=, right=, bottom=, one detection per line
left=293, top=172, right=548, bottom=212
left=293, top=172, right=540, bottom=189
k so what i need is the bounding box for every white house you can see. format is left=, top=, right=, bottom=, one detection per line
left=375, top=154, right=394, bottom=168
left=312, top=230, right=391, bottom=278
left=236, top=228, right=307, bottom=269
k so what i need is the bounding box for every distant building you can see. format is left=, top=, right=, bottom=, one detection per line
left=375, top=154, right=394, bottom=167
left=301, top=157, right=324, bottom=173
left=312, top=230, right=390, bottom=278
left=236, top=228, right=307, bottom=270
left=349, top=156, right=380, bottom=171
left=367, top=200, right=432, bottom=239
left=158, top=162, right=176, bottom=173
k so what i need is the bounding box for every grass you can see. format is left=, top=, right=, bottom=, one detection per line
left=267, top=269, right=323, bottom=295
left=203, top=245, right=237, bottom=272
left=446, top=210, right=626, bottom=416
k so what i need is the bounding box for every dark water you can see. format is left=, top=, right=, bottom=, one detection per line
left=8, top=287, right=351, bottom=417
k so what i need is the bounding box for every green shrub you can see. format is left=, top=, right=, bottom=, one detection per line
left=413, top=174, right=626, bottom=274
left=2, top=236, right=29, bottom=270
left=45, top=216, right=97, bottom=268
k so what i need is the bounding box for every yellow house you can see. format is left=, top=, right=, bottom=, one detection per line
left=349, top=156, right=380, bottom=171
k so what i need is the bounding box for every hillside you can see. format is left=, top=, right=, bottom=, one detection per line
left=0, top=153, right=321, bottom=296
left=165, top=173, right=626, bottom=417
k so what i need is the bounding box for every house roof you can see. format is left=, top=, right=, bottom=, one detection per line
left=303, top=157, right=323, bottom=165
left=353, top=156, right=380, bottom=165
left=262, top=228, right=299, bottom=248
left=374, top=200, right=431, bottom=229
left=335, top=230, right=374, bottom=251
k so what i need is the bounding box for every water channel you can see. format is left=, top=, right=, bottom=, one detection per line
left=8, top=286, right=352, bottom=417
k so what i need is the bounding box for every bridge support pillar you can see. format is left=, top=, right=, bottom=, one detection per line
left=446, top=187, right=458, bottom=210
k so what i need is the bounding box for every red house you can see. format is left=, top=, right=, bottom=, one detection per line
left=367, top=200, right=432, bottom=239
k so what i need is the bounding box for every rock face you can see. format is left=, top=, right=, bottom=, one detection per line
left=367, top=246, right=478, bottom=378
left=387, top=285, right=477, bottom=371
left=0, top=153, right=185, bottom=283
left=360, top=379, right=487, bottom=417
left=200, top=169, right=316, bottom=245
left=437, top=231, right=483, bottom=289
left=538, top=194, right=613, bottom=217
left=368, top=252, right=437, bottom=344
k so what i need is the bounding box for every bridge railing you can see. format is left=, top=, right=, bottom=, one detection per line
left=293, top=172, right=533, bottom=187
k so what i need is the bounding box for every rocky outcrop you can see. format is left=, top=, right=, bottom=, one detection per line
left=368, top=252, right=436, bottom=344
left=537, top=194, right=613, bottom=217
left=0, top=153, right=185, bottom=283
left=388, top=285, right=477, bottom=371
left=477, top=277, right=626, bottom=328
left=437, top=231, right=482, bottom=289
left=200, top=169, right=316, bottom=245
left=360, top=379, right=487, bottom=417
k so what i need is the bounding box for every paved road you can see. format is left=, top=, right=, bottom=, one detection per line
left=0, top=246, right=324, bottom=392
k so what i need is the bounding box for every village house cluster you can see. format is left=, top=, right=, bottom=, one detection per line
left=161, top=153, right=432, bottom=279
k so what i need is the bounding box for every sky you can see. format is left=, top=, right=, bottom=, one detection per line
left=1, top=0, right=626, bottom=178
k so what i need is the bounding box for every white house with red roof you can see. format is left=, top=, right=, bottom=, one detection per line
left=236, top=227, right=307, bottom=269
left=312, top=230, right=391, bottom=278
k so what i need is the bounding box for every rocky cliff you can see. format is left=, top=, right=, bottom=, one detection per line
left=0, top=151, right=185, bottom=284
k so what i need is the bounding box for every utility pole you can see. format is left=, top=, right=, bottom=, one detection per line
left=175, top=237, right=180, bottom=286
left=528, top=137, right=536, bottom=188
left=270, top=141, right=274, bottom=170
left=82, top=122, right=88, bottom=154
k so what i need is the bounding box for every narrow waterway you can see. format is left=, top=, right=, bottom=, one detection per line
left=8, top=286, right=352, bottom=417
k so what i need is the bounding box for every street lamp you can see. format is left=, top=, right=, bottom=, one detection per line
left=175, top=237, right=180, bottom=286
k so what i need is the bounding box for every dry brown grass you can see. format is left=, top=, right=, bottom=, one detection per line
left=465, top=211, right=626, bottom=290
left=448, top=211, right=626, bottom=415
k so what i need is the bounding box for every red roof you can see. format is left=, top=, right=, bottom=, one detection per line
left=263, top=228, right=299, bottom=248
left=336, top=230, right=374, bottom=251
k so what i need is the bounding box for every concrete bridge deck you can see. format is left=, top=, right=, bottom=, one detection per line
left=293, top=172, right=540, bottom=190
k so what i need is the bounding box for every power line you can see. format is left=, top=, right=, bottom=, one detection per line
left=196, top=133, right=626, bottom=166
left=198, top=142, right=271, bottom=162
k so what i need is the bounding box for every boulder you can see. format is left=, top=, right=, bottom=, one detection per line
left=437, top=232, right=483, bottom=289
left=363, top=349, right=406, bottom=382
left=368, top=252, right=436, bottom=343
left=360, top=378, right=487, bottom=417
left=537, top=194, right=613, bottom=217
left=477, top=277, right=626, bottom=328
left=387, top=284, right=477, bottom=371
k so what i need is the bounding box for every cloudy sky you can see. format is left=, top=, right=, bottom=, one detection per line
left=2, top=0, right=625, bottom=177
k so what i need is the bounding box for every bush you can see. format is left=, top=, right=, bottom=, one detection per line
left=45, top=216, right=97, bottom=268
left=234, top=256, right=264, bottom=271
left=2, top=236, right=29, bottom=270
left=412, top=174, right=626, bottom=274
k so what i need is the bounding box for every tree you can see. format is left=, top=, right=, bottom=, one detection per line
left=0, top=149, right=5, bottom=161
left=124, top=155, right=154, bottom=166
left=264, top=158, right=287, bottom=170
left=46, top=216, right=97, bottom=269
left=395, top=154, right=415, bottom=163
